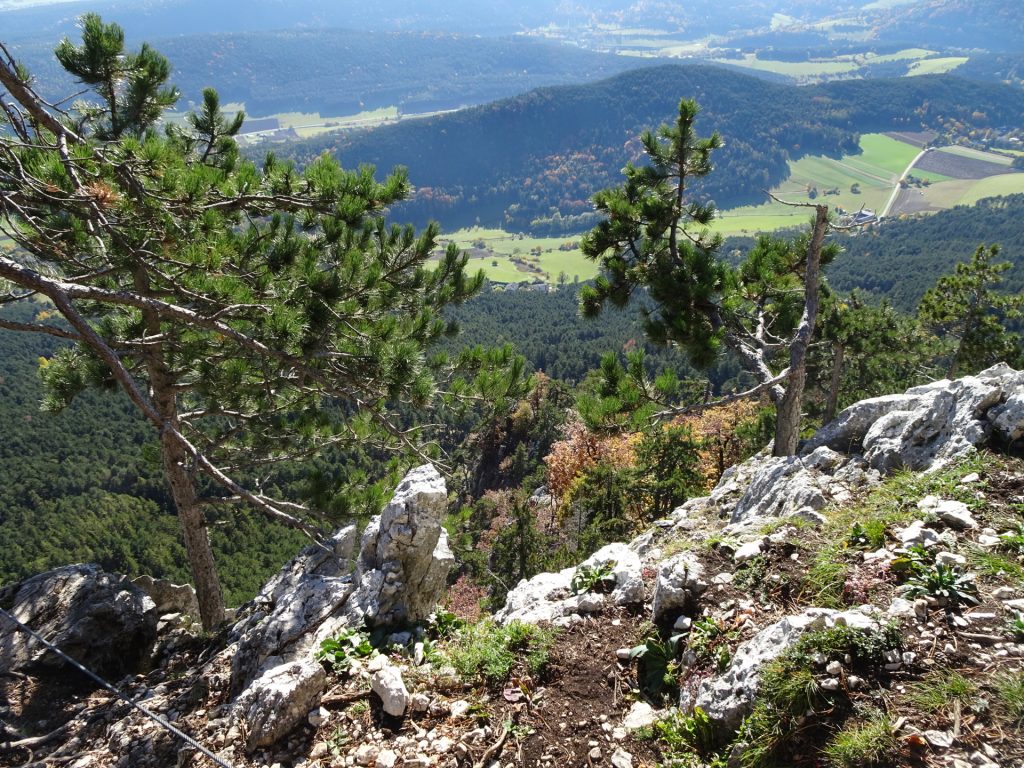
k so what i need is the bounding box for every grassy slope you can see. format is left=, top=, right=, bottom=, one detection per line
left=711, top=133, right=913, bottom=236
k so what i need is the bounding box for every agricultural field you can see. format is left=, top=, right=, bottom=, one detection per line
left=709, top=48, right=963, bottom=83
left=710, top=53, right=860, bottom=79
left=437, top=228, right=599, bottom=284
left=217, top=105, right=455, bottom=145
left=889, top=145, right=1024, bottom=214
left=906, top=56, right=968, bottom=76
left=712, top=133, right=916, bottom=234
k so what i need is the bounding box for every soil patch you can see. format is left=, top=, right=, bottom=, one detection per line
left=495, top=606, right=661, bottom=767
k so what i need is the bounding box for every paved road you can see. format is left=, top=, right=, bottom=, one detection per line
left=880, top=148, right=928, bottom=218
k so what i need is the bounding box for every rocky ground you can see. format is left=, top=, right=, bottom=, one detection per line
left=3, top=365, right=1024, bottom=768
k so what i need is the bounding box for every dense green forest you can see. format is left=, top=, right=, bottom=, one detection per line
left=825, top=195, right=1024, bottom=311
left=0, top=301, right=308, bottom=604
left=10, top=29, right=653, bottom=116
left=871, top=0, right=1024, bottom=53
left=276, top=66, right=1024, bottom=233
left=0, top=284, right=715, bottom=599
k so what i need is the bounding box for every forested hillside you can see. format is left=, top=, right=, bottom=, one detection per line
left=825, top=194, right=1024, bottom=311
left=0, top=286, right=714, bottom=600
left=277, top=66, right=1024, bottom=232
left=873, top=0, right=1024, bottom=53
left=0, top=301, right=308, bottom=604
left=10, top=29, right=653, bottom=116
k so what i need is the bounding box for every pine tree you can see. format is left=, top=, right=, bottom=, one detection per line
left=580, top=98, right=835, bottom=456
left=0, top=17, right=524, bottom=628
left=918, top=244, right=1024, bottom=378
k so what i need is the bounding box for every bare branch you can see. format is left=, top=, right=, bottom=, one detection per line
left=0, top=46, right=81, bottom=142
left=0, top=317, right=82, bottom=341
left=652, top=370, right=790, bottom=421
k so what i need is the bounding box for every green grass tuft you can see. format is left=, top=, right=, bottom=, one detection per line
left=446, top=619, right=557, bottom=684
left=993, top=670, right=1024, bottom=727
left=822, top=709, right=898, bottom=768
left=905, top=670, right=977, bottom=714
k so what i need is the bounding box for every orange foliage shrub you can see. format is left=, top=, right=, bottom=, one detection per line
left=673, top=398, right=764, bottom=490
left=544, top=417, right=639, bottom=505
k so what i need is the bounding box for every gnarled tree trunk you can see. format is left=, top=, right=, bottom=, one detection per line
left=773, top=204, right=829, bottom=457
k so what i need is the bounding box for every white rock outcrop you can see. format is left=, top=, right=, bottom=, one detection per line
left=494, top=542, right=645, bottom=625
left=228, top=465, right=452, bottom=750
left=233, top=659, right=327, bottom=750
left=689, top=608, right=879, bottom=730
left=370, top=661, right=411, bottom=717
left=345, top=464, right=454, bottom=627
left=805, top=364, right=1024, bottom=471
left=651, top=553, right=708, bottom=623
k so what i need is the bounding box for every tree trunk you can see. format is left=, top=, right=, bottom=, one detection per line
left=134, top=267, right=225, bottom=629
left=773, top=204, right=829, bottom=457
left=824, top=342, right=845, bottom=425
left=161, top=428, right=226, bottom=629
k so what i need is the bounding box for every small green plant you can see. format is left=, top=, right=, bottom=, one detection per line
left=822, top=708, right=897, bottom=768
left=890, top=543, right=933, bottom=578
left=905, top=670, right=977, bottom=714
left=795, top=623, right=902, bottom=666
left=992, top=670, right=1024, bottom=726
left=651, top=707, right=719, bottom=764
left=316, top=627, right=376, bottom=674
left=847, top=520, right=886, bottom=550
left=630, top=631, right=685, bottom=696
left=999, top=523, right=1024, bottom=555
left=733, top=556, right=769, bottom=593
left=428, top=609, right=465, bottom=639
left=904, top=563, right=980, bottom=606
left=447, top=619, right=557, bottom=685
left=504, top=718, right=535, bottom=740
left=1006, top=611, right=1024, bottom=641
left=687, top=617, right=738, bottom=670
left=570, top=560, right=616, bottom=595
left=327, top=726, right=351, bottom=750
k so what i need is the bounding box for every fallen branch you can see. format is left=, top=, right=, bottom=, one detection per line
left=321, top=688, right=371, bottom=706
left=0, top=720, right=75, bottom=751
left=472, top=725, right=508, bottom=768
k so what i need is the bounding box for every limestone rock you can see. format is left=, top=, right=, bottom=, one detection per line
left=934, top=500, right=978, bottom=530
left=898, top=520, right=942, bottom=548
left=690, top=608, right=878, bottom=730
left=494, top=542, right=644, bottom=624
left=806, top=366, right=1023, bottom=472
left=734, top=539, right=764, bottom=563
left=228, top=527, right=356, bottom=695
left=622, top=701, right=658, bottom=731
left=371, top=663, right=410, bottom=717
left=492, top=567, right=574, bottom=624
left=651, top=553, right=707, bottom=623
left=0, top=564, right=157, bottom=678
left=233, top=659, right=326, bottom=751
left=583, top=542, right=645, bottom=606
left=724, top=448, right=874, bottom=532
left=345, top=464, right=453, bottom=626
left=979, top=363, right=1024, bottom=443
left=131, top=575, right=200, bottom=619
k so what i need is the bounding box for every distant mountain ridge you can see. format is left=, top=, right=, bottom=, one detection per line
left=8, top=28, right=657, bottom=115
left=274, top=64, right=1024, bottom=232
